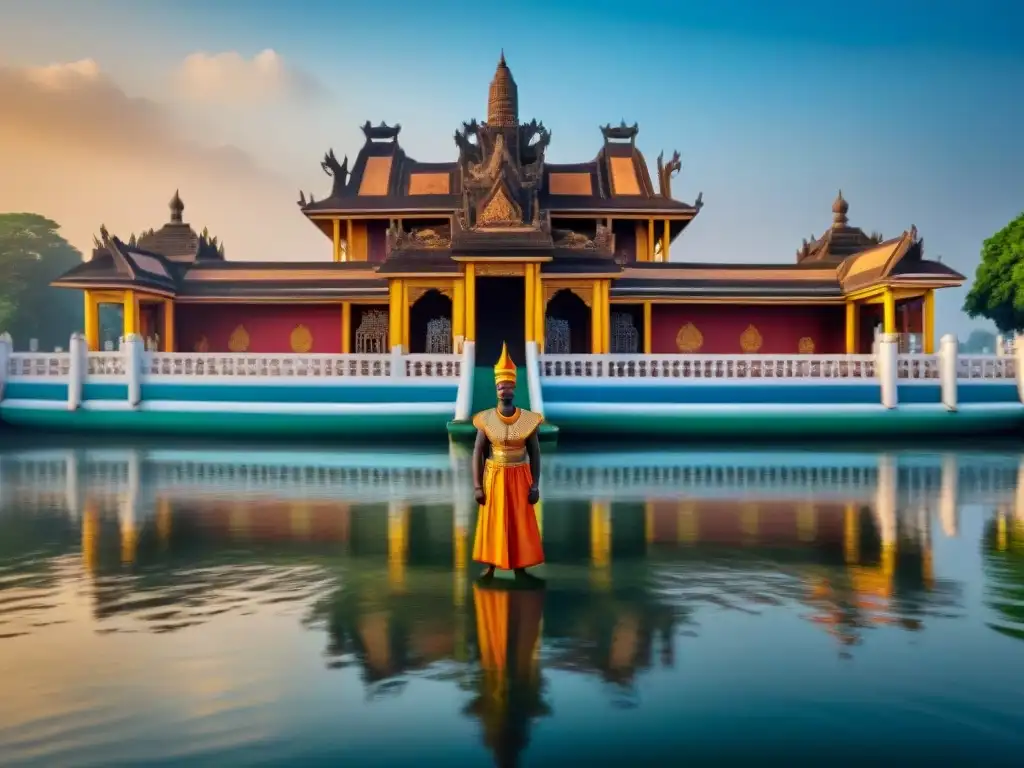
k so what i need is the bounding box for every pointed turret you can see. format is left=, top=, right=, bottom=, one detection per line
left=487, top=51, right=519, bottom=128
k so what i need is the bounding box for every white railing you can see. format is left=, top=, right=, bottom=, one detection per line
left=403, top=354, right=461, bottom=379
left=897, top=354, right=939, bottom=380
left=7, top=353, right=71, bottom=378
left=145, top=352, right=392, bottom=378
left=87, top=352, right=126, bottom=377
left=539, top=354, right=877, bottom=380
left=957, top=355, right=1016, bottom=380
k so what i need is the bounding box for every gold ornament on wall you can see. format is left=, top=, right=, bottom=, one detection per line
left=798, top=336, right=816, bottom=354
left=290, top=324, right=313, bottom=353
left=739, top=324, right=763, bottom=353
left=194, top=336, right=209, bottom=353
left=228, top=325, right=250, bottom=353
left=675, top=322, right=703, bottom=353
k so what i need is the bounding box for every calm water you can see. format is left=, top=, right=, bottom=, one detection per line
left=1, top=438, right=1024, bottom=766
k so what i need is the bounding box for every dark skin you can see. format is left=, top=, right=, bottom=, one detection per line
left=474, top=379, right=542, bottom=581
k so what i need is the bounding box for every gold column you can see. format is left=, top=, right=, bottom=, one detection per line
left=923, top=289, right=935, bottom=353
left=453, top=278, right=465, bottom=346
left=346, top=219, right=353, bottom=262
left=590, top=500, right=611, bottom=589
left=162, top=299, right=175, bottom=352
left=662, top=220, right=671, bottom=262
left=332, top=218, right=342, bottom=263
left=465, top=264, right=476, bottom=342
left=844, top=503, right=860, bottom=563
left=84, top=291, right=100, bottom=351
left=525, top=264, right=536, bottom=342
left=643, top=301, right=653, bottom=353
left=388, top=502, right=409, bottom=592
left=601, top=282, right=611, bottom=353
left=647, top=219, right=655, bottom=261
left=534, top=271, right=544, bottom=351
left=591, top=280, right=602, bottom=353
left=845, top=301, right=858, bottom=354
left=388, top=279, right=403, bottom=350
left=883, top=288, right=896, bottom=335
left=122, top=290, right=140, bottom=336
left=341, top=302, right=351, bottom=353
left=401, top=281, right=411, bottom=350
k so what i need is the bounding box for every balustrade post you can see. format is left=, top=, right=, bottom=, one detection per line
left=0, top=332, right=11, bottom=400
left=938, top=333, right=958, bottom=411
left=876, top=333, right=899, bottom=409
left=391, top=345, right=406, bottom=379
left=123, top=333, right=143, bottom=408
left=1015, top=336, right=1024, bottom=403
left=68, top=333, right=86, bottom=411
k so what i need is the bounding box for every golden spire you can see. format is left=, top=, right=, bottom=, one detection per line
left=493, top=342, right=517, bottom=384
left=831, top=189, right=849, bottom=228
left=487, top=51, right=518, bottom=128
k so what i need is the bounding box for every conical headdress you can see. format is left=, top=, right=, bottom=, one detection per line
left=493, top=342, right=517, bottom=385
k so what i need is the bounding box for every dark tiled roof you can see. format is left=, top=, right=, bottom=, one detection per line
left=611, top=278, right=843, bottom=298
left=451, top=225, right=553, bottom=256
left=542, top=256, right=622, bottom=274
left=178, top=280, right=388, bottom=300
left=375, top=252, right=460, bottom=274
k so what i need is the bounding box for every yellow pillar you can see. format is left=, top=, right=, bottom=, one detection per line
left=590, top=500, right=611, bottom=590
left=465, top=264, right=476, bottom=342
left=662, top=220, right=671, bottom=263
left=388, top=503, right=409, bottom=592
left=341, top=302, right=351, bottom=353
left=453, top=279, right=465, bottom=346
left=601, top=282, right=611, bottom=353
left=591, top=281, right=602, bottom=353
left=647, top=219, right=655, bottom=261
left=845, top=301, right=858, bottom=354
left=883, top=288, right=896, bottom=334
left=162, top=299, right=175, bottom=352
left=401, top=282, right=411, bottom=351
left=534, top=272, right=544, bottom=351
left=389, top=279, right=403, bottom=350
left=454, top=521, right=467, bottom=608
left=84, top=291, right=100, bottom=351
left=332, top=218, right=342, bottom=263
left=122, top=290, right=140, bottom=336
left=923, top=290, right=935, bottom=353
left=643, top=301, right=653, bottom=353
left=525, top=264, right=536, bottom=342
left=346, top=219, right=353, bottom=262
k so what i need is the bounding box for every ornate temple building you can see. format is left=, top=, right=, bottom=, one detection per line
left=53, top=54, right=965, bottom=363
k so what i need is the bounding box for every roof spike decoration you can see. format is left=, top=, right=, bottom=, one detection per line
left=360, top=121, right=401, bottom=142
left=320, top=149, right=349, bottom=198
left=694, top=191, right=704, bottom=210
left=297, top=190, right=307, bottom=207
left=487, top=51, right=518, bottom=128
left=169, top=190, right=184, bottom=223
left=656, top=150, right=682, bottom=199
left=831, top=189, right=849, bottom=228
left=600, top=121, right=639, bottom=144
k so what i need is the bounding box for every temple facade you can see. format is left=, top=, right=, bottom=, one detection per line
left=53, top=55, right=964, bottom=365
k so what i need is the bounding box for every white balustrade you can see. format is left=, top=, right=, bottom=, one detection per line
left=86, top=352, right=125, bottom=377
left=956, top=355, right=1016, bottom=380
left=403, top=354, right=462, bottom=379
left=145, top=352, right=393, bottom=378
left=539, top=353, right=877, bottom=380
left=7, top=352, right=72, bottom=378
left=896, top=354, right=939, bottom=379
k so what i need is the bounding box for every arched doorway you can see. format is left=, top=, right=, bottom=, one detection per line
left=545, top=289, right=590, bottom=354
left=409, top=289, right=453, bottom=353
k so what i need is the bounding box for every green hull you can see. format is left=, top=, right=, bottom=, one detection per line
left=0, top=407, right=450, bottom=439
left=550, top=406, right=1024, bottom=438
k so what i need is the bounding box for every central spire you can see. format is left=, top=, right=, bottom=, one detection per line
left=487, top=51, right=518, bottom=128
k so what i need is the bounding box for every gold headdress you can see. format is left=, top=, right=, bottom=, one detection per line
left=493, top=342, right=517, bottom=385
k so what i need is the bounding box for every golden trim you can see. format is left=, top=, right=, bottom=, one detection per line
left=52, top=282, right=175, bottom=299
left=609, top=296, right=844, bottom=305
left=185, top=269, right=381, bottom=281
left=341, top=302, right=351, bottom=353
left=173, top=296, right=386, bottom=304
left=642, top=301, right=652, bottom=353
left=923, top=289, right=935, bottom=353
left=450, top=256, right=552, bottom=263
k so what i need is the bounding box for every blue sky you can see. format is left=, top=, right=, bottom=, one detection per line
left=1, top=0, right=1022, bottom=337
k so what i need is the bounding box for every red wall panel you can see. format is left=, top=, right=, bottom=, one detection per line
left=176, top=304, right=343, bottom=353
left=650, top=304, right=846, bottom=354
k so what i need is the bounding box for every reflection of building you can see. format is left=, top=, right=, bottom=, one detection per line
left=982, top=473, right=1024, bottom=642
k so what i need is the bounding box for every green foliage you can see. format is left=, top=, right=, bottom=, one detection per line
left=0, top=213, right=84, bottom=350
left=963, top=212, right=1024, bottom=333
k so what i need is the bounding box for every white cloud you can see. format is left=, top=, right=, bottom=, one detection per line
left=175, top=49, right=323, bottom=106
left=0, top=59, right=325, bottom=262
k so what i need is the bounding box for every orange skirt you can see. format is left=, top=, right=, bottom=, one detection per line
left=473, top=461, right=544, bottom=570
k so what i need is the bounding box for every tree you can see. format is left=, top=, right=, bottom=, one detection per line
left=963, top=212, right=1024, bottom=332
left=0, top=213, right=84, bottom=350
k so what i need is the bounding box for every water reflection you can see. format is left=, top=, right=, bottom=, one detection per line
left=1, top=444, right=1024, bottom=763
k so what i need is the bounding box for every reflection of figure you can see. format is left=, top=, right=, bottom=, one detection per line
left=466, top=583, right=549, bottom=768
left=472, top=343, right=544, bottom=581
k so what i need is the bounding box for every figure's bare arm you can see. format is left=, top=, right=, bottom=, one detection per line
left=472, top=429, right=489, bottom=497
left=526, top=431, right=541, bottom=500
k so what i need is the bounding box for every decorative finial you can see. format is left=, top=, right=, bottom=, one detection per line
left=493, top=342, right=517, bottom=385
left=831, top=189, right=848, bottom=228
left=487, top=51, right=518, bottom=128
left=170, top=189, right=184, bottom=223
left=499, top=49, right=506, bottom=66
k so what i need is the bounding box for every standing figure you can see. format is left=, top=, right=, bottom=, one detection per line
left=472, top=342, right=545, bottom=582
